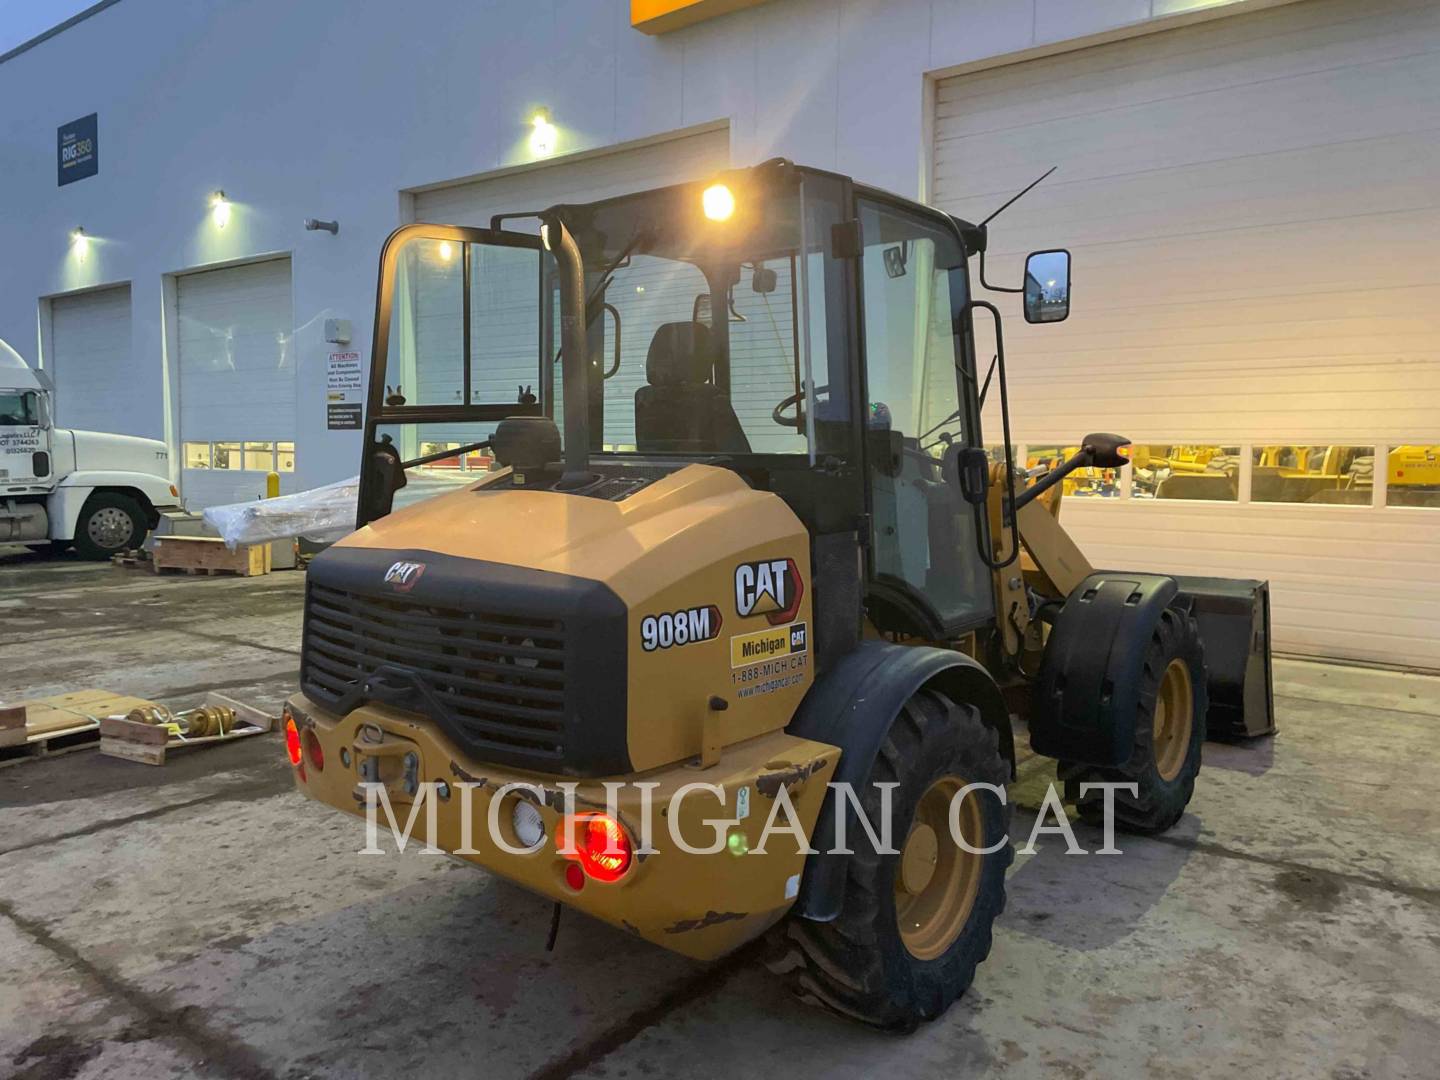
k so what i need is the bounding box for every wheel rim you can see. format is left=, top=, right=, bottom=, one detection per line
left=1153, top=659, right=1194, bottom=782
left=87, top=507, right=132, bottom=549
left=895, top=775, right=984, bottom=961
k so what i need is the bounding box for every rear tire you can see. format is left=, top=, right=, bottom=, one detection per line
left=73, top=492, right=146, bottom=560
left=765, top=689, right=1012, bottom=1031
left=1059, top=606, right=1207, bottom=834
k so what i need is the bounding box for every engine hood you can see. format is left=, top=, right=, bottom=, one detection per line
left=333, top=463, right=803, bottom=608
left=64, top=429, right=171, bottom=477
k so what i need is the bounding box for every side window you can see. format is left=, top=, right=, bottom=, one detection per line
left=384, top=235, right=542, bottom=415
left=858, top=198, right=990, bottom=631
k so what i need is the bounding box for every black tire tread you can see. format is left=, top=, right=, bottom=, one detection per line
left=1058, top=607, right=1208, bottom=834
left=765, top=689, right=1013, bottom=1031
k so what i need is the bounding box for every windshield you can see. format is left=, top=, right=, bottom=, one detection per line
left=557, top=172, right=849, bottom=459
left=0, top=391, right=38, bottom=426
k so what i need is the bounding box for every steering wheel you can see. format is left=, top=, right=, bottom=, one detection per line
left=772, top=384, right=829, bottom=429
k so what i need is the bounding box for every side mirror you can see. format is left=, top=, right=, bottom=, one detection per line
left=945, top=445, right=990, bottom=506
left=1023, top=249, right=1070, bottom=324
left=1081, top=432, right=1132, bottom=469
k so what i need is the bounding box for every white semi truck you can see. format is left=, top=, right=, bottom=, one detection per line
left=0, top=341, right=181, bottom=559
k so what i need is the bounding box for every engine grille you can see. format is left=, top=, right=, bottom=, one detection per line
left=300, top=582, right=568, bottom=764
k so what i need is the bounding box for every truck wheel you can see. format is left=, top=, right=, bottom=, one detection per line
left=1059, top=607, right=1207, bottom=834
left=765, top=689, right=1012, bottom=1031
left=73, top=492, right=146, bottom=560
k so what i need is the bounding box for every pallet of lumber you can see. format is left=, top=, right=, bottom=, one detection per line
left=151, top=536, right=271, bottom=577
left=0, top=690, right=159, bottom=768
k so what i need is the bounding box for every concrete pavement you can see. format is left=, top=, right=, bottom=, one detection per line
left=2, top=546, right=1437, bottom=1079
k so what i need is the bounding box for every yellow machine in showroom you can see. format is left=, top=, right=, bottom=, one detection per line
left=283, top=160, right=1274, bottom=1030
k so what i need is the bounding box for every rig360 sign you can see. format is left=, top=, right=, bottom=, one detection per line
left=57, top=113, right=98, bottom=187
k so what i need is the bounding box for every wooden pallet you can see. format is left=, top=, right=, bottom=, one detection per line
left=111, top=549, right=150, bottom=568
left=99, top=718, right=268, bottom=765
left=0, top=722, right=103, bottom=769
left=0, top=690, right=157, bottom=769
left=151, top=536, right=271, bottom=577
left=99, top=692, right=277, bottom=766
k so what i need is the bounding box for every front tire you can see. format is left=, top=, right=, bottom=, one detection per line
left=73, top=492, right=147, bottom=560
left=1059, top=606, right=1207, bottom=834
left=766, top=689, right=1012, bottom=1031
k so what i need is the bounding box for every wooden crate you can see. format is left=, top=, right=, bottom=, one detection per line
left=151, top=536, right=271, bottom=577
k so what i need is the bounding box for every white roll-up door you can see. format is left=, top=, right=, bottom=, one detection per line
left=48, top=285, right=141, bottom=436
left=933, top=0, right=1440, bottom=669
left=176, top=258, right=295, bottom=509
left=411, top=126, right=736, bottom=451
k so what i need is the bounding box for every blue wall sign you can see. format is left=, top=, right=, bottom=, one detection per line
left=57, top=113, right=98, bottom=186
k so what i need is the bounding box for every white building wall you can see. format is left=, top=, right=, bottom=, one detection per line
left=0, top=0, right=1283, bottom=493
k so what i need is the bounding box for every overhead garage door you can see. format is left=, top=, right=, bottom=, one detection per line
left=176, top=258, right=295, bottom=509
left=48, top=285, right=143, bottom=436
left=410, top=127, right=813, bottom=454
left=934, top=0, right=1440, bottom=669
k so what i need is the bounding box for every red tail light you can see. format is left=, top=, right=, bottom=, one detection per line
left=303, top=729, right=324, bottom=772
left=568, top=813, right=633, bottom=883
left=284, top=714, right=303, bottom=767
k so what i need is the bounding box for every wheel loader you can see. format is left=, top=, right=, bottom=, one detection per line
left=282, top=159, right=1274, bottom=1030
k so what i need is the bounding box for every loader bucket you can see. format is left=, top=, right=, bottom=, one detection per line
left=1174, top=576, right=1276, bottom=740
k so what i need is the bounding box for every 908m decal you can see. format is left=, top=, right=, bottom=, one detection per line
left=641, top=605, right=723, bottom=652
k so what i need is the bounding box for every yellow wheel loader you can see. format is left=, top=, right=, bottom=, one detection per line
left=283, top=160, right=1274, bottom=1030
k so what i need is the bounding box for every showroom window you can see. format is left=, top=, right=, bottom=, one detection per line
left=1383, top=445, right=1440, bottom=508
left=1026, top=444, right=1121, bottom=498
left=184, top=441, right=295, bottom=472
left=1251, top=445, right=1372, bottom=505
left=1133, top=445, right=1240, bottom=502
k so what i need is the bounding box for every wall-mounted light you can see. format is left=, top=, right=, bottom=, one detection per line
left=211, top=190, right=231, bottom=229
left=529, top=109, right=557, bottom=158
left=304, top=218, right=339, bottom=235
left=70, top=226, right=89, bottom=262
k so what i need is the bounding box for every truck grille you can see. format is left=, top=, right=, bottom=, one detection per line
left=300, top=582, right=568, bottom=764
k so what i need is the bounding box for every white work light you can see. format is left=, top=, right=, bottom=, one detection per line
left=70, top=227, right=89, bottom=261
left=211, top=191, right=231, bottom=229
left=702, top=183, right=735, bottom=222
left=512, top=799, right=546, bottom=851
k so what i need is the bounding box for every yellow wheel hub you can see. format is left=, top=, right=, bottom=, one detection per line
left=895, top=775, right=984, bottom=961
left=1153, top=658, right=1194, bottom=782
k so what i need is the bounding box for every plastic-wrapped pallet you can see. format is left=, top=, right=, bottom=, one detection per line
left=202, top=471, right=476, bottom=549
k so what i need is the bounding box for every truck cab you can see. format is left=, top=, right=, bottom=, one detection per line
left=0, top=340, right=181, bottom=558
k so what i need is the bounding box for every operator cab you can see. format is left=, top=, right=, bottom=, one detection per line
left=358, top=160, right=1065, bottom=653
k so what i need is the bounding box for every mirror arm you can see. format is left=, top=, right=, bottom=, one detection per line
left=1012, top=451, right=1089, bottom=513
left=977, top=246, right=1024, bottom=294
left=963, top=299, right=1021, bottom=570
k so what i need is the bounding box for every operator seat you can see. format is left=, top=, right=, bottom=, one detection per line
left=634, top=321, right=751, bottom=454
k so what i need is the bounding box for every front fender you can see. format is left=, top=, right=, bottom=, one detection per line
left=51, top=472, right=181, bottom=539
left=785, top=641, right=1012, bottom=922
left=59, top=470, right=180, bottom=508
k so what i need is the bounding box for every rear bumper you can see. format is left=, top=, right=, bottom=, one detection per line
left=285, top=692, right=840, bottom=960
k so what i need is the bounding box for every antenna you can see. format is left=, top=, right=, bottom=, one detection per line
left=979, top=165, right=1056, bottom=228
left=976, top=165, right=1057, bottom=294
